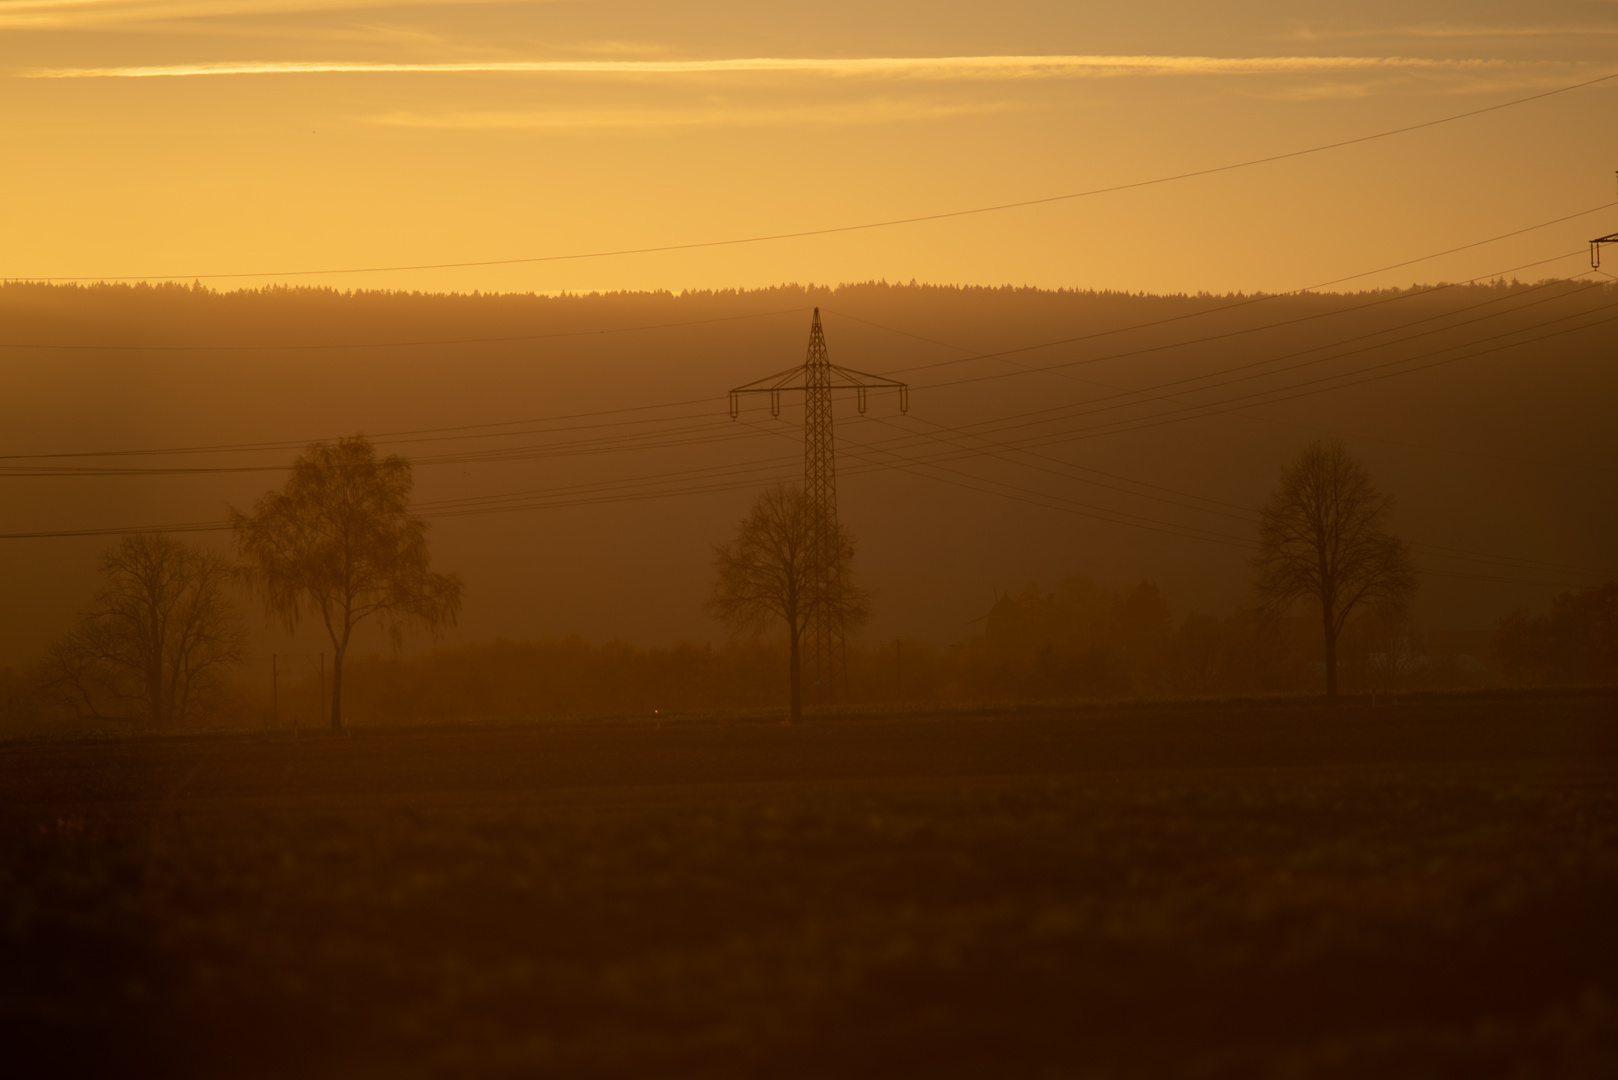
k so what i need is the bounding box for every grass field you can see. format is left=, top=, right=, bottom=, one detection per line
left=2, top=690, right=1616, bottom=1078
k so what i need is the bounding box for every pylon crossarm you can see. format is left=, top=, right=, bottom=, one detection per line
left=730, top=364, right=816, bottom=419
left=1590, top=232, right=1618, bottom=269
left=825, top=363, right=909, bottom=414
left=729, top=366, right=910, bottom=418
left=828, top=365, right=906, bottom=390
left=731, top=388, right=787, bottom=418
left=729, top=364, right=809, bottom=394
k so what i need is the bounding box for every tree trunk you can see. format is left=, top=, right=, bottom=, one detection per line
left=788, top=623, right=802, bottom=724
left=147, top=658, right=164, bottom=726
left=147, top=609, right=164, bottom=726
left=1322, top=609, right=1338, bottom=708
left=331, top=642, right=346, bottom=732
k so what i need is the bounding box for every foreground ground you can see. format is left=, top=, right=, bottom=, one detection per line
left=2, top=691, right=1615, bottom=1078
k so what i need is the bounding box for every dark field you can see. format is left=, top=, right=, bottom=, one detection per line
left=3, top=692, right=1616, bottom=1079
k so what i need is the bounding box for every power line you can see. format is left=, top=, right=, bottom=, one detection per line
left=0, top=231, right=1597, bottom=468
left=8, top=204, right=1606, bottom=358
left=0, top=418, right=768, bottom=477
left=738, top=417, right=1258, bottom=549
left=869, top=414, right=1615, bottom=580
left=806, top=291, right=1618, bottom=580
left=866, top=297, right=1612, bottom=465
left=0, top=305, right=807, bottom=353
left=390, top=381, right=1618, bottom=584
left=890, top=280, right=1606, bottom=444
left=1, top=255, right=1610, bottom=591
left=897, top=274, right=1601, bottom=398
left=421, top=455, right=800, bottom=514
left=0, top=457, right=788, bottom=539
left=941, top=297, right=1618, bottom=457
left=7, top=278, right=1589, bottom=492
left=2, top=285, right=1606, bottom=564
left=839, top=442, right=1604, bottom=590
left=829, top=226, right=1608, bottom=381
left=12, top=71, right=1616, bottom=283
left=3, top=404, right=1605, bottom=592
left=824, top=429, right=1602, bottom=590
left=3, top=293, right=1609, bottom=580
left=833, top=265, right=1618, bottom=476
left=0, top=263, right=1589, bottom=477
left=738, top=395, right=1615, bottom=585
left=780, top=282, right=1604, bottom=509
left=0, top=520, right=227, bottom=540
left=832, top=250, right=1591, bottom=385
left=0, top=398, right=728, bottom=463
left=874, top=412, right=1257, bottom=522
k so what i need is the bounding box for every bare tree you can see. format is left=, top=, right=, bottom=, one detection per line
left=232, top=436, right=463, bottom=731
left=1360, top=603, right=1419, bottom=699
left=1253, top=439, right=1415, bottom=706
left=41, top=533, right=246, bottom=726
left=706, top=485, right=870, bottom=722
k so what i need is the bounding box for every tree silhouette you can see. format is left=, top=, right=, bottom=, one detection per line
left=706, top=485, right=869, bottom=722
left=41, top=533, right=246, bottom=726
left=232, top=436, right=462, bottom=731
left=1492, top=582, right=1618, bottom=685
left=1253, top=440, right=1415, bottom=706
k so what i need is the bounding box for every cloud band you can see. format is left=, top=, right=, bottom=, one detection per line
left=24, top=54, right=1532, bottom=80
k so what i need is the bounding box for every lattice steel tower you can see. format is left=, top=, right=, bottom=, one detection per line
left=729, top=308, right=908, bottom=703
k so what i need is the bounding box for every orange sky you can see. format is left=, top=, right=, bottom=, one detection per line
left=3, top=0, right=1616, bottom=295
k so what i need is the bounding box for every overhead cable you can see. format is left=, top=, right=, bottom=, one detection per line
left=12, top=71, right=1615, bottom=283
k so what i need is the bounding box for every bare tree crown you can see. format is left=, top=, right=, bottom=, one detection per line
left=706, top=485, right=870, bottom=722
left=706, top=485, right=869, bottom=636
left=1253, top=440, right=1415, bottom=705
left=708, top=485, right=810, bottom=635
left=41, top=533, right=246, bottom=726
left=1254, top=440, right=1414, bottom=633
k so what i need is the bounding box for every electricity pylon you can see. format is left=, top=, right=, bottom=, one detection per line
left=729, top=308, right=908, bottom=703
left=1590, top=171, right=1618, bottom=268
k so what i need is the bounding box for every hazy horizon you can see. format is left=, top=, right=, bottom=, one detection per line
left=3, top=276, right=1612, bottom=677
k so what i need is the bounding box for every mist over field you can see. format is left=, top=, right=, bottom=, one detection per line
left=3, top=278, right=1613, bottom=684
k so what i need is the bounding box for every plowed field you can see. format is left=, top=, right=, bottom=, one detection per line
left=3, top=691, right=1615, bottom=1079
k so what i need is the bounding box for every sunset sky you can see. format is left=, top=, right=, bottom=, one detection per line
left=3, top=0, right=1616, bottom=294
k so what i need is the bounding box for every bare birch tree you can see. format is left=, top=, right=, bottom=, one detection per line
left=1253, top=440, right=1415, bottom=707
left=41, top=533, right=246, bottom=726
left=706, top=485, right=870, bottom=722
left=231, top=436, right=462, bottom=731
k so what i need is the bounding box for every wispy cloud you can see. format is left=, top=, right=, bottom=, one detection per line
left=0, top=0, right=540, bottom=30
left=1287, top=21, right=1618, bottom=41
left=20, top=53, right=1553, bottom=80
left=364, top=98, right=1014, bottom=131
